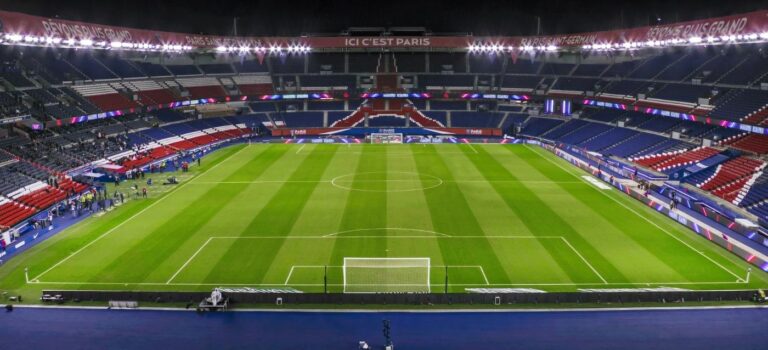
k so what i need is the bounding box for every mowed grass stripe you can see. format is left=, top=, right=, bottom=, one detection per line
left=487, top=146, right=684, bottom=282
left=259, top=144, right=364, bottom=286
left=328, top=145, right=388, bottom=290
left=3, top=199, right=152, bottom=288
left=13, top=143, right=763, bottom=295
left=156, top=146, right=312, bottom=283
left=195, top=145, right=339, bottom=285
left=79, top=145, right=288, bottom=283
left=35, top=145, right=252, bottom=282
left=465, top=145, right=628, bottom=284
left=413, top=145, right=512, bottom=285
left=386, top=146, right=445, bottom=284
left=521, top=146, right=741, bottom=282
left=496, top=146, right=690, bottom=282
left=433, top=146, right=583, bottom=284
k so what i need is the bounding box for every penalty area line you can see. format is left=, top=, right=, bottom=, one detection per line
left=560, top=237, right=608, bottom=284
left=29, top=145, right=251, bottom=283
left=477, top=266, right=490, bottom=285
left=527, top=145, right=745, bottom=282
left=284, top=266, right=296, bottom=285
left=166, top=237, right=214, bottom=284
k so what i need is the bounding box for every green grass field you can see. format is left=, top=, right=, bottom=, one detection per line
left=1, top=143, right=766, bottom=297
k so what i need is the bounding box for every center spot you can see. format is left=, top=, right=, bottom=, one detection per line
left=330, top=171, right=443, bottom=192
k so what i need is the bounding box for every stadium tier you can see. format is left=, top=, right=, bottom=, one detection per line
left=3, top=10, right=768, bottom=345
left=3, top=43, right=768, bottom=128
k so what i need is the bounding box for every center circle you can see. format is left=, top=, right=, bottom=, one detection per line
left=330, top=171, right=443, bottom=192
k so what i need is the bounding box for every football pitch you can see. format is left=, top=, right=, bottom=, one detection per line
left=2, top=143, right=766, bottom=295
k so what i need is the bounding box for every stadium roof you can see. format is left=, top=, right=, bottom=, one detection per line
left=0, top=6, right=767, bottom=54
left=2, top=0, right=766, bottom=36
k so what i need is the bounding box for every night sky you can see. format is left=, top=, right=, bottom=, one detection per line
left=2, top=0, right=768, bottom=36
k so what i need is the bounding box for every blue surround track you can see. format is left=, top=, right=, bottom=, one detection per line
left=0, top=306, right=767, bottom=349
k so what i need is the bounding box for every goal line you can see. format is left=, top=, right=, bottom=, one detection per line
left=343, top=257, right=430, bottom=293
left=284, top=264, right=490, bottom=287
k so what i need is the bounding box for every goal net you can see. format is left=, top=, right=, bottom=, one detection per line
left=343, top=257, right=430, bottom=293
left=370, top=133, right=403, bottom=144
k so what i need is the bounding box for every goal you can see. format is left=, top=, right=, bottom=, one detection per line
left=370, top=133, right=403, bottom=144
left=343, top=257, right=431, bottom=293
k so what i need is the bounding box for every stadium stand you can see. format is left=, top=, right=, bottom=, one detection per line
left=70, top=84, right=139, bottom=111
left=520, top=118, right=565, bottom=137
left=308, top=53, right=346, bottom=73
left=631, top=147, right=721, bottom=172
left=97, top=55, right=146, bottom=78
left=429, top=53, right=468, bottom=73
left=450, top=112, right=504, bottom=128
left=166, top=64, right=202, bottom=76
left=1, top=12, right=768, bottom=237
left=693, top=157, right=766, bottom=201
left=720, top=134, right=768, bottom=154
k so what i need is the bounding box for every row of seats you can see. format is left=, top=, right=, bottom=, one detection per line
left=689, top=157, right=766, bottom=203
left=721, top=134, right=768, bottom=154
left=0, top=157, right=89, bottom=228
left=739, top=173, right=768, bottom=206
left=631, top=147, right=720, bottom=172
left=16, top=186, right=67, bottom=209
left=0, top=201, right=37, bottom=228
left=115, top=117, right=254, bottom=170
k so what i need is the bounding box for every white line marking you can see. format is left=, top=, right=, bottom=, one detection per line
left=284, top=266, right=296, bottom=285
left=560, top=237, right=608, bottom=284
left=321, top=227, right=452, bottom=238
left=329, top=171, right=444, bottom=193
left=166, top=237, right=214, bottom=284
left=478, top=266, right=490, bottom=285
left=28, top=281, right=747, bottom=287
left=30, top=145, right=251, bottom=282
left=581, top=175, right=612, bottom=190
left=528, top=146, right=744, bottom=281
left=209, top=235, right=562, bottom=239
left=466, top=143, right=478, bottom=154
left=295, top=144, right=306, bottom=154
left=189, top=180, right=583, bottom=185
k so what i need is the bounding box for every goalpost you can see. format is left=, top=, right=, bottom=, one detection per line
left=370, top=133, right=404, bottom=144
left=343, top=257, right=431, bottom=293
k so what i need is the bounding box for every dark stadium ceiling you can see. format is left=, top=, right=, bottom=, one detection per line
left=3, top=0, right=768, bottom=36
